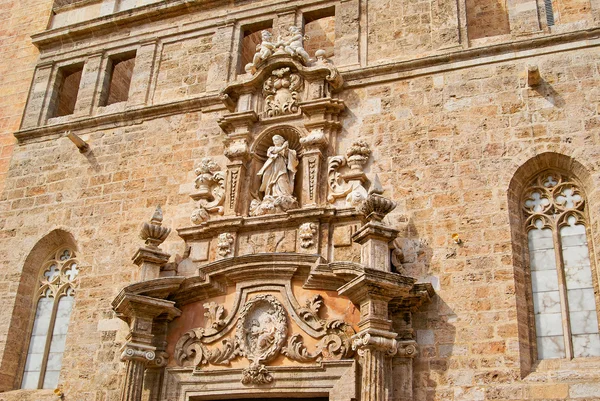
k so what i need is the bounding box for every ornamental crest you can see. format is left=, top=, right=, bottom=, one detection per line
left=263, top=67, right=303, bottom=118
left=236, top=295, right=287, bottom=383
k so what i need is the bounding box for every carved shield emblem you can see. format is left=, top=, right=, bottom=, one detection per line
left=236, top=294, right=287, bottom=366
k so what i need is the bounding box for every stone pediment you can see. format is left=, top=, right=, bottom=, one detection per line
left=220, top=53, right=343, bottom=116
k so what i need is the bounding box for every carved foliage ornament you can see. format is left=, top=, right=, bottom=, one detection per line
left=263, top=67, right=304, bottom=118
left=175, top=294, right=355, bottom=385
left=299, top=222, right=317, bottom=248
left=190, top=158, right=226, bottom=225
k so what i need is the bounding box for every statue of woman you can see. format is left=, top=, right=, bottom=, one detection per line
left=257, top=134, right=298, bottom=198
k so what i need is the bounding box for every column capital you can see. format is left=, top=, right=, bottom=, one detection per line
left=352, top=329, right=398, bottom=356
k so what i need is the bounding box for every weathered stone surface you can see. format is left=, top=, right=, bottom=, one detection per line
left=2, top=0, right=600, bottom=400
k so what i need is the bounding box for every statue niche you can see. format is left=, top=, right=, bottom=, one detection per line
left=250, top=132, right=300, bottom=216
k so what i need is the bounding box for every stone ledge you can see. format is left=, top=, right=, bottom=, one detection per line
left=13, top=94, right=224, bottom=143
left=343, top=27, right=600, bottom=88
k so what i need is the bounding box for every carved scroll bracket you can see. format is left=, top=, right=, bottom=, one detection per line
left=190, top=158, right=226, bottom=225
left=328, top=141, right=372, bottom=208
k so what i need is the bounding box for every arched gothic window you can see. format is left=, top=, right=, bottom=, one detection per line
left=21, top=247, right=79, bottom=389
left=523, top=172, right=600, bottom=359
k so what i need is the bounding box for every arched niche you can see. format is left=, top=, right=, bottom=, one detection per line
left=248, top=125, right=306, bottom=214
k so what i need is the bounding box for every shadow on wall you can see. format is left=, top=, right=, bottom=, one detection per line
left=390, top=218, right=457, bottom=400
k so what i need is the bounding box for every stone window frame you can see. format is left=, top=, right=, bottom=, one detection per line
left=521, top=170, right=600, bottom=362
left=41, top=57, right=88, bottom=124
left=44, top=61, right=85, bottom=122
left=95, top=46, right=139, bottom=112
left=20, top=246, right=79, bottom=390
left=98, top=49, right=138, bottom=107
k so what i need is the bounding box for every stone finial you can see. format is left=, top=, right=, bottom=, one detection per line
left=358, top=175, right=397, bottom=223
left=140, top=206, right=171, bottom=248
left=346, top=140, right=372, bottom=173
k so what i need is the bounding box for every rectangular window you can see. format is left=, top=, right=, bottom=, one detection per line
left=303, top=7, right=336, bottom=60
left=101, top=51, right=136, bottom=106
left=51, top=63, right=83, bottom=118
left=239, top=20, right=273, bottom=73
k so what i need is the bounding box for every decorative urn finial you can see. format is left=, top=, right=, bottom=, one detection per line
left=140, top=205, right=171, bottom=248
left=357, top=175, right=397, bottom=223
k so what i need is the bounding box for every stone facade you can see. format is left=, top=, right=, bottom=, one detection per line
left=1, top=0, right=600, bottom=401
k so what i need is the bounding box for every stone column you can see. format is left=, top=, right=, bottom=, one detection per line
left=335, top=0, right=360, bottom=68
left=220, top=111, right=257, bottom=216
left=299, top=129, right=328, bottom=207
left=21, top=62, right=54, bottom=129
left=353, top=333, right=397, bottom=401
left=74, top=52, right=104, bottom=115
left=127, top=39, right=158, bottom=108
left=120, top=346, right=155, bottom=401
left=206, top=20, right=236, bottom=92
left=339, top=273, right=412, bottom=401
left=507, top=0, right=541, bottom=35
left=113, top=294, right=181, bottom=401
left=393, top=341, right=418, bottom=401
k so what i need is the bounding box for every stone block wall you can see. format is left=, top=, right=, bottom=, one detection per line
left=2, top=0, right=600, bottom=400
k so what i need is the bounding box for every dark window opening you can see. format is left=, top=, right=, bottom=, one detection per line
left=101, top=52, right=136, bottom=106
left=303, top=6, right=336, bottom=60
left=239, top=20, right=273, bottom=73
left=545, top=0, right=555, bottom=26
left=52, top=64, right=83, bottom=118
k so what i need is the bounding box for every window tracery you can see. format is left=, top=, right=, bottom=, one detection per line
left=21, top=247, right=79, bottom=389
left=523, top=172, right=600, bottom=359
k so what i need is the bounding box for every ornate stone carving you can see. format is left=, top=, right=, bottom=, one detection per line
left=236, top=294, right=287, bottom=367
left=299, top=222, right=317, bottom=248
left=245, top=30, right=275, bottom=74
left=241, top=364, right=273, bottom=385
left=216, top=233, right=234, bottom=257
left=251, top=135, right=299, bottom=216
left=328, top=141, right=372, bottom=207
left=352, top=331, right=398, bottom=356
left=139, top=205, right=170, bottom=248
left=245, top=25, right=312, bottom=75
left=396, top=341, right=418, bottom=358
left=121, top=345, right=156, bottom=363
left=263, top=67, right=304, bottom=118
left=203, top=301, right=226, bottom=334
left=190, top=158, right=226, bottom=224
left=283, top=295, right=354, bottom=363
